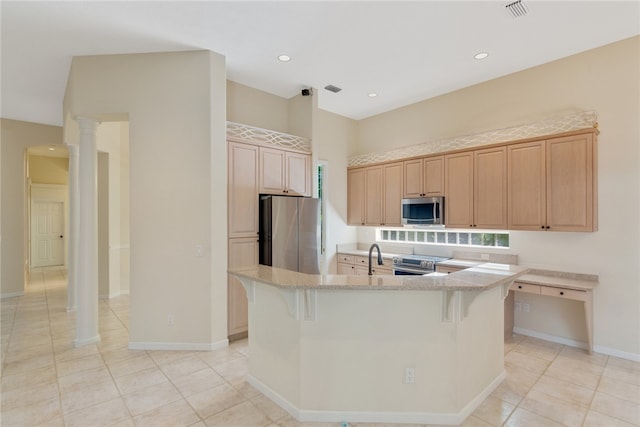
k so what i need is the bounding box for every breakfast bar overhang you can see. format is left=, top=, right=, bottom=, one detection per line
left=230, top=264, right=528, bottom=425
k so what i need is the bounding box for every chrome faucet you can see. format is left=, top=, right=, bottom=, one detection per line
left=368, top=243, right=384, bottom=276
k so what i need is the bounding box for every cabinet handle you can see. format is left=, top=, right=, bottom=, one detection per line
left=560, top=291, right=564, bottom=296
left=546, top=226, right=551, bottom=230
left=518, top=285, right=522, bottom=289
left=541, top=226, right=545, bottom=229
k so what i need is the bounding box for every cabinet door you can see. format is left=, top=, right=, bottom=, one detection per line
left=347, top=168, right=366, bottom=225
left=259, top=147, right=286, bottom=194
left=228, top=142, right=259, bottom=237
left=228, top=237, right=258, bottom=336
left=508, top=141, right=546, bottom=230
left=424, top=156, right=444, bottom=196
left=337, top=263, right=355, bottom=275
left=546, top=134, right=595, bottom=231
left=445, top=152, right=474, bottom=228
left=364, top=166, right=384, bottom=225
left=403, top=159, right=424, bottom=197
left=383, top=162, right=403, bottom=226
left=286, top=152, right=311, bottom=196
left=474, top=147, right=507, bottom=229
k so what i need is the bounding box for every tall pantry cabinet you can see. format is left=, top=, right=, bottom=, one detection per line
left=227, top=142, right=259, bottom=337
left=227, top=132, right=313, bottom=339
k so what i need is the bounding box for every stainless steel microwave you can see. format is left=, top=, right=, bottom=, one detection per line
left=401, top=197, right=445, bottom=227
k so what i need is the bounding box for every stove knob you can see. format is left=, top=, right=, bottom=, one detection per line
left=393, top=257, right=400, bottom=265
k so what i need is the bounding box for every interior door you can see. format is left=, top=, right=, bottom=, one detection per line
left=31, top=201, right=64, bottom=267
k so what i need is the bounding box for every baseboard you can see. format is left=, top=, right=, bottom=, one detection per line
left=514, top=327, right=640, bottom=362
left=247, top=370, right=506, bottom=424
left=74, top=334, right=101, bottom=347
left=1, top=291, right=25, bottom=299
left=128, top=338, right=229, bottom=351
left=513, top=327, right=589, bottom=350
left=593, top=345, right=640, bottom=362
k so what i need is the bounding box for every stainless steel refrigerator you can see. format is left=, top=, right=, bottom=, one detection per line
left=259, top=195, right=320, bottom=274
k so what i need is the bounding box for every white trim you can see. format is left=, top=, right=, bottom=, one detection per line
left=593, top=345, right=640, bottom=362
left=128, top=339, right=229, bottom=352
left=514, top=327, right=589, bottom=350
left=1, top=291, right=25, bottom=299
left=514, top=327, right=640, bottom=362
left=74, top=334, right=101, bottom=347
left=247, top=370, right=505, bottom=424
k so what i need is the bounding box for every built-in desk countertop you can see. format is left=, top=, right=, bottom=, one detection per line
left=510, top=269, right=598, bottom=353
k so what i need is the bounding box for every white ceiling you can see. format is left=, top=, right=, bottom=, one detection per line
left=2, top=1, right=639, bottom=127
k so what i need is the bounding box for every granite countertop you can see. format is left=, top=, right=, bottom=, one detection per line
left=514, top=270, right=598, bottom=291
left=436, top=259, right=483, bottom=269
left=229, top=263, right=529, bottom=292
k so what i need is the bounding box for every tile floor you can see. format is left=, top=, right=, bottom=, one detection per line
left=1, top=266, right=639, bottom=426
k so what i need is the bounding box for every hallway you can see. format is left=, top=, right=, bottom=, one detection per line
left=1, top=268, right=638, bottom=426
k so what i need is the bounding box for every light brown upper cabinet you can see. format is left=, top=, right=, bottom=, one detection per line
left=228, top=142, right=259, bottom=238
left=347, top=168, right=366, bottom=225
left=509, top=133, right=596, bottom=231
left=364, top=162, right=403, bottom=226
left=474, top=146, right=508, bottom=229
left=507, top=140, right=546, bottom=230
left=348, top=162, right=403, bottom=226
left=445, top=147, right=507, bottom=229
left=403, top=156, right=444, bottom=198
left=259, top=146, right=311, bottom=197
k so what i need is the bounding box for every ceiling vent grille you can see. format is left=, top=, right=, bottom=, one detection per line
left=324, top=84, right=342, bottom=93
left=505, top=0, right=529, bottom=18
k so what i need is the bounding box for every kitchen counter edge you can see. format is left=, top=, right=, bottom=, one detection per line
left=229, top=263, right=529, bottom=292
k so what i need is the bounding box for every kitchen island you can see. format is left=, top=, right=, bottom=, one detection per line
left=229, top=263, right=528, bottom=425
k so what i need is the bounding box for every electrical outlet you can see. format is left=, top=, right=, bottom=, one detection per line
left=195, top=245, right=204, bottom=257
left=523, top=303, right=530, bottom=313
left=405, top=367, right=415, bottom=384
left=168, top=314, right=175, bottom=326
left=515, top=302, right=522, bottom=312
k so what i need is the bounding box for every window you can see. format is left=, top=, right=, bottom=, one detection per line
left=378, top=227, right=509, bottom=248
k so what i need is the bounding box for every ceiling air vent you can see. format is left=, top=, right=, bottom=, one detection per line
left=324, top=84, right=342, bottom=93
left=505, top=0, right=529, bottom=18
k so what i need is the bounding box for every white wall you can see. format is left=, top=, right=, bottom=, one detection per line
left=353, top=36, right=640, bottom=358
left=63, top=50, right=227, bottom=348
left=95, top=121, right=130, bottom=298
left=227, top=80, right=289, bottom=134
left=314, top=109, right=359, bottom=274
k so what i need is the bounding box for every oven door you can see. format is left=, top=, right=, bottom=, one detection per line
left=392, top=265, right=432, bottom=276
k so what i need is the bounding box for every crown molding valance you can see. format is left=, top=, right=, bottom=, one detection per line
left=226, top=121, right=312, bottom=153
left=348, top=111, right=598, bottom=167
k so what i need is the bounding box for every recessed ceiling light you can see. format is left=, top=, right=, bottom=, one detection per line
left=277, top=55, right=291, bottom=62
left=368, top=92, right=378, bottom=98
left=474, top=52, right=489, bottom=60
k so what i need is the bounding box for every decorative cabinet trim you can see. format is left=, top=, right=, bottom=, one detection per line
left=227, top=121, right=311, bottom=153
left=348, top=111, right=597, bottom=167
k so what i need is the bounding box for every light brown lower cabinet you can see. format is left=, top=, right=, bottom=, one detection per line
left=337, top=253, right=392, bottom=275
left=228, top=237, right=258, bottom=338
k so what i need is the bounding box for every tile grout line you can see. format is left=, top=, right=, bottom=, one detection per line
left=500, top=338, right=567, bottom=427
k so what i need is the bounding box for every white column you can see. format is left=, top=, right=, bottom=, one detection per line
left=66, top=143, right=79, bottom=312
left=75, top=117, right=101, bottom=347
